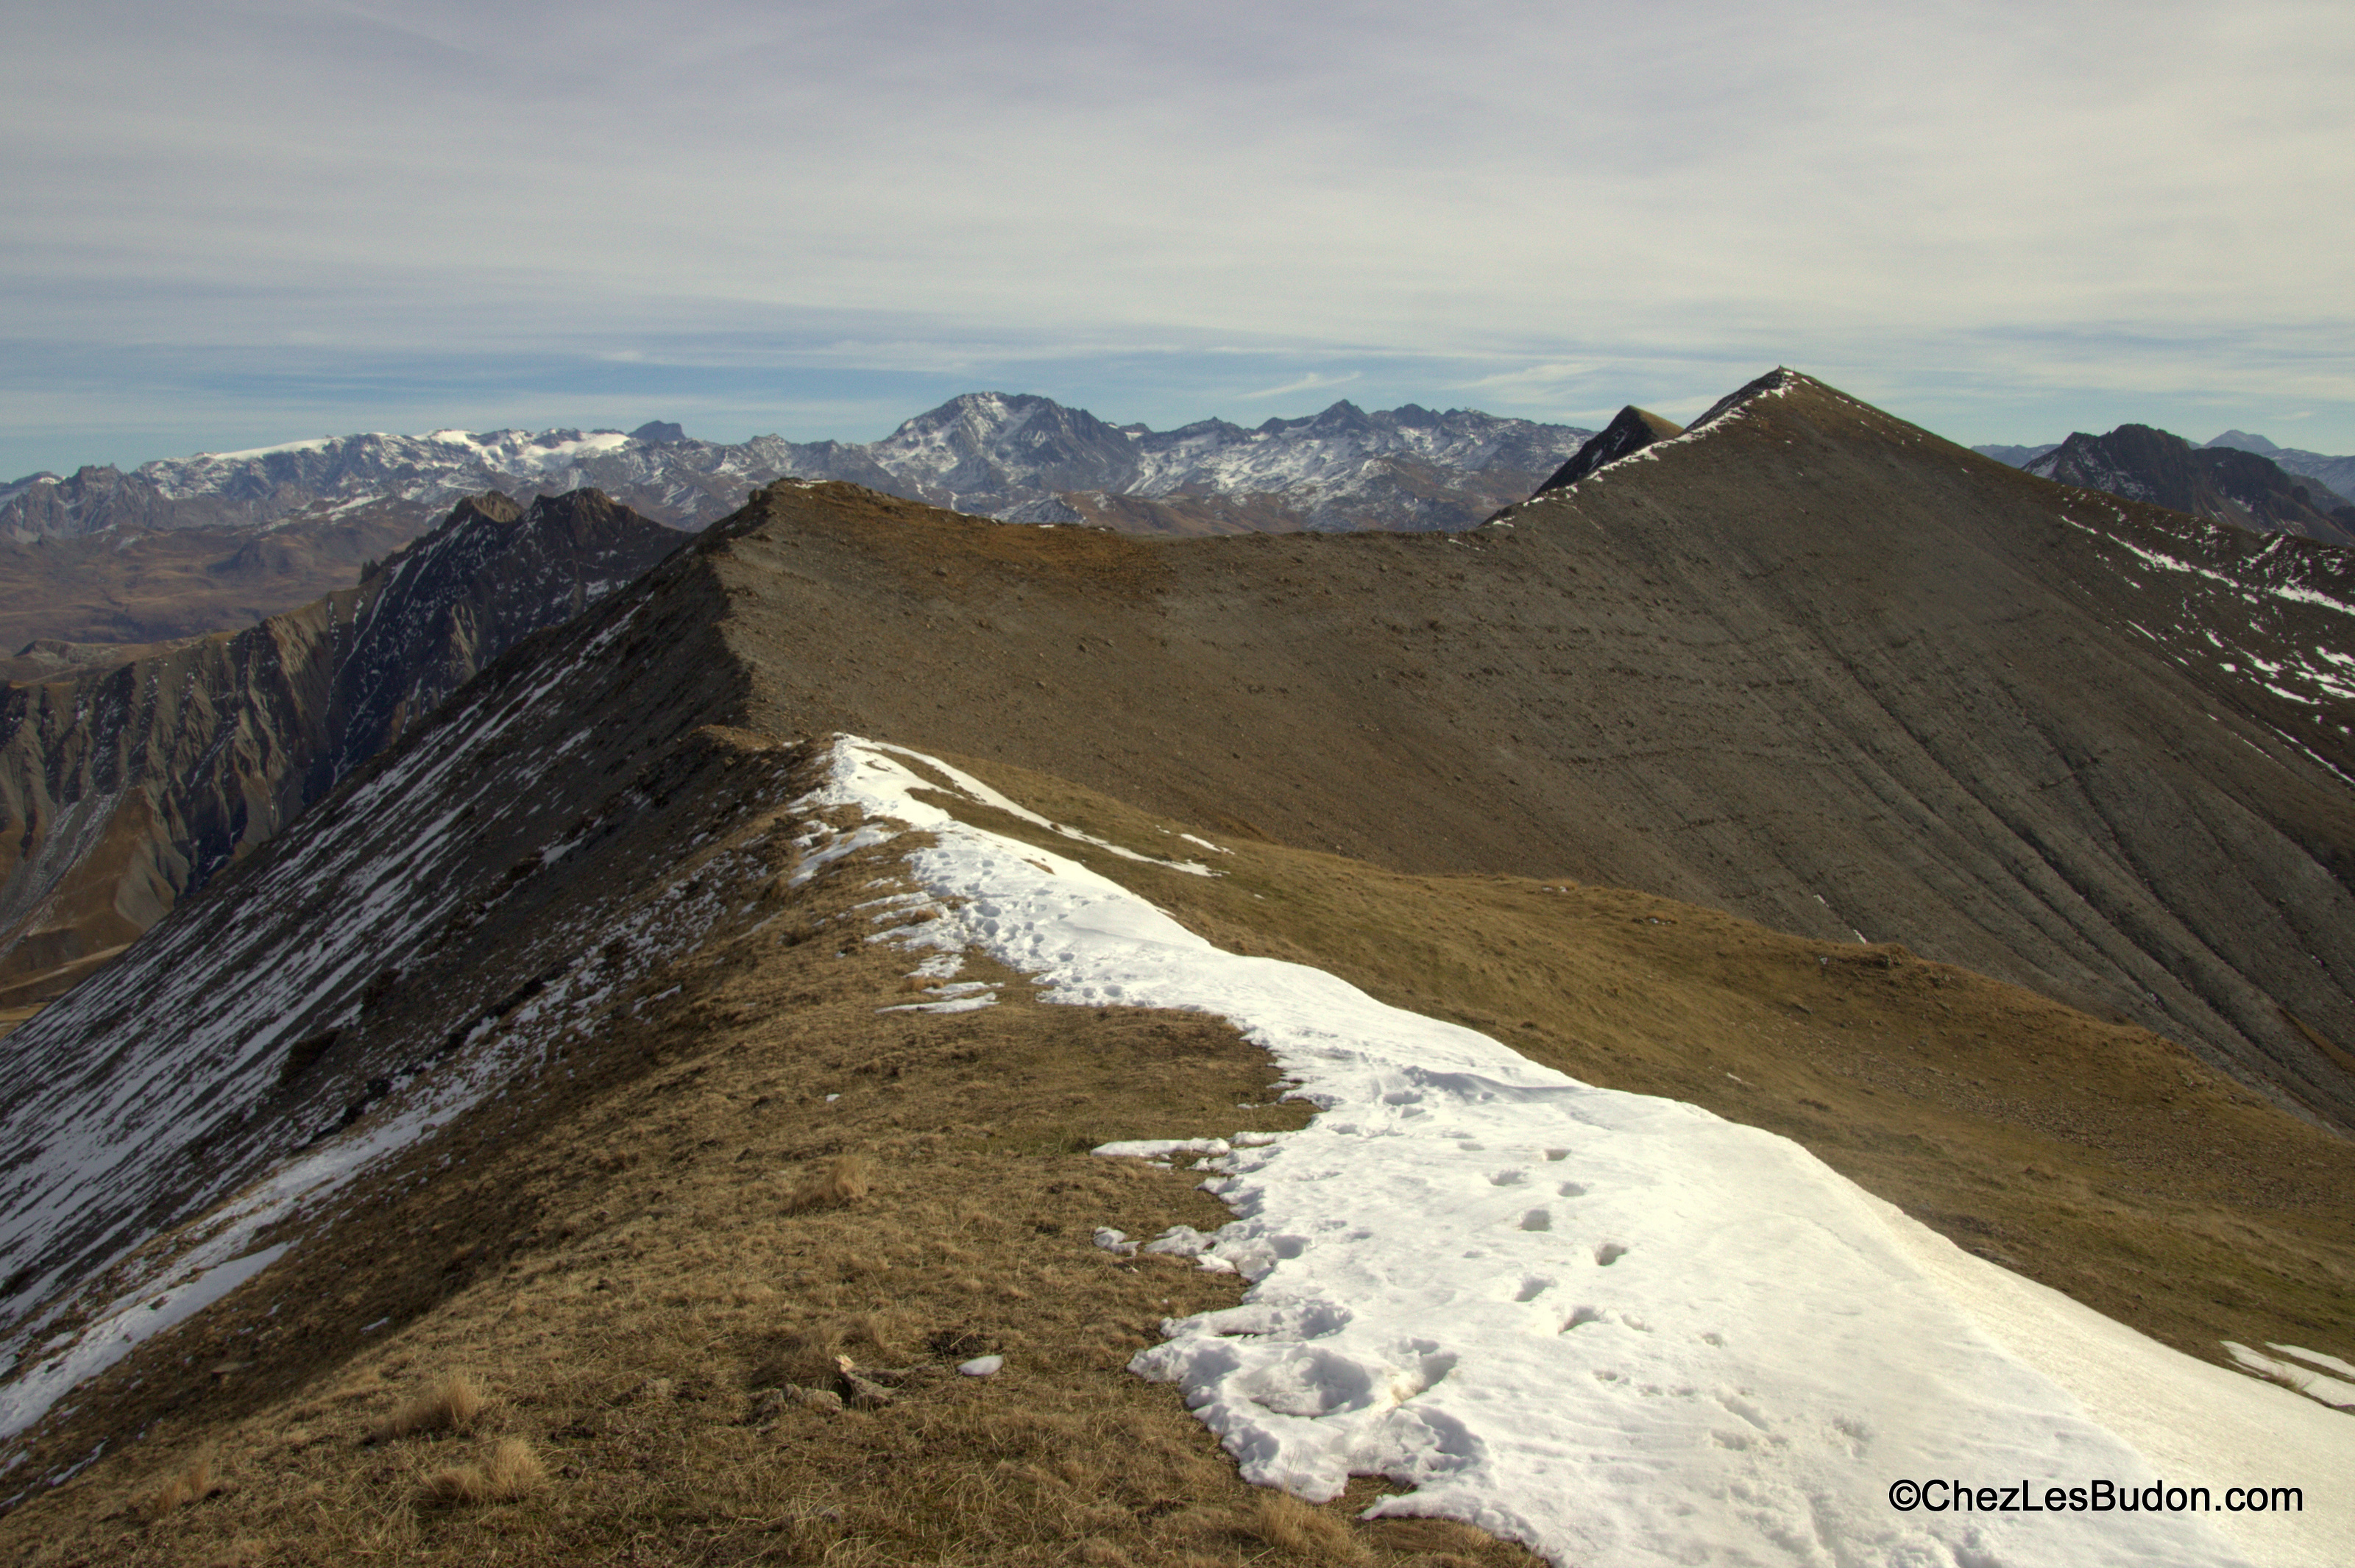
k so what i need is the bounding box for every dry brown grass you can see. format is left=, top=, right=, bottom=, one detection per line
left=1256, top=1490, right=1373, bottom=1563
left=934, top=753, right=2355, bottom=1367
left=368, top=1372, right=484, bottom=1444
left=421, top=1437, right=545, bottom=1507
left=0, top=787, right=1545, bottom=1565
left=142, top=1455, right=217, bottom=1518
left=784, top=1152, right=874, bottom=1212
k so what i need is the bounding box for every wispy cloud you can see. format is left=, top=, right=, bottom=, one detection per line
left=4, top=0, right=2353, bottom=472
left=1238, top=371, right=1360, bottom=402
left=1448, top=363, right=1598, bottom=400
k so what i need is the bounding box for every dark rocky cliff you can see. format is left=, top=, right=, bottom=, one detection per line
left=0, top=489, right=681, bottom=1006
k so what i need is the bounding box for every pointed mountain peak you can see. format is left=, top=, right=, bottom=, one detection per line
left=2207, top=429, right=2279, bottom=454
left=442, top=490, right=523, bottom=530
left=1534, top=405, right=1686, bottom=494
left=1686, top=366, right=1803, bottom=433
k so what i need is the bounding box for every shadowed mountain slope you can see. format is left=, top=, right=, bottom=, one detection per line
left=0, top=489, right=681, bottom=1013
left=1532, top=405, right=1684, bottom=494
left=2207, top=430, right=2355, bottom=505
left=2028, top=423, right=2355, bottom=545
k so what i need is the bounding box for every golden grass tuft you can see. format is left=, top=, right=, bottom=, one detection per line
left=422, top=1437, right=547, bottom=1506
left=369, top=1371, right=485, bottom=1444
left=785, top=1154, right=873, bottom=1212
left=143, top=1456, right=217, bottom=1518
left=1255, top=1490, right=1371, bottom=1563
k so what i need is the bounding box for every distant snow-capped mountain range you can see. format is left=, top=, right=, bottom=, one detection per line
left=0, top=394, right=1594, bottom=540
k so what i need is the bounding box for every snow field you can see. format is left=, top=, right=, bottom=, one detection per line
left=798, top=736, right=2351, bottom=1568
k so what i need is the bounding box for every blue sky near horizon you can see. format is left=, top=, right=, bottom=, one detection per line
left=5, top=0, right=2351, bottom=478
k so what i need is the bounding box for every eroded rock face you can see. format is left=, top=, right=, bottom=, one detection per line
left=0, top=489, right=681, bottom=1003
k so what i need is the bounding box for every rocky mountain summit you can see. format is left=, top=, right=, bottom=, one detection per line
left=0, top=489, right=681, bottom=1015
left=1, top=398, right=1591, bottom=543
left=1969, top=424, right=2355, bottom=545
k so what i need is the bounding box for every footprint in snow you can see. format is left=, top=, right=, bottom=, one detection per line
left=1520, top=1208, right=1552, bottom=1231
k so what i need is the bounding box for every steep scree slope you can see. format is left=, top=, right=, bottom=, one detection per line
left=0, top=489, right=681, bottom=1009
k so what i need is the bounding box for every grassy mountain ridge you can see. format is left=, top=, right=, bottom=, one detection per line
left=690, top=380, right=2355, bottom=1127
left=0, top=370, right=2350, bottom=1561
left=0, top=730, right=2345, bottom=1563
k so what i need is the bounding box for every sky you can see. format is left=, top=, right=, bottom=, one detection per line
left=4, top=0, right=2352, bottom=478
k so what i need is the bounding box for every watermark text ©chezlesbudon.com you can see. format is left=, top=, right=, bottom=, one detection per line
left=1887, top=1479, right=2301, bottom=1514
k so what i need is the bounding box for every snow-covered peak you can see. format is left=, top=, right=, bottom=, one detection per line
left=4, top=395, right=1595, bottom=540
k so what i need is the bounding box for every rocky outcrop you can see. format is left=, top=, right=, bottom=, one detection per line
left=0, top=489, right=680, bottom=1002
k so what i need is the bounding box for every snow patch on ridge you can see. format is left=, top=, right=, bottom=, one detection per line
left=790, top=735, right=2349, bottom=1568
